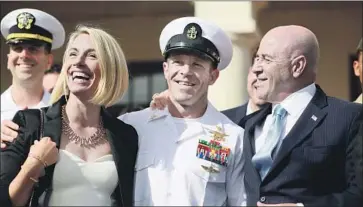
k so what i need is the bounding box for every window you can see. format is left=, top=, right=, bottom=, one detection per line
left=109, top=61, right=167, bottom=117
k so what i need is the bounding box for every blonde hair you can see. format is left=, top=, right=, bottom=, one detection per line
left=50, top=25, right=129, bottom=107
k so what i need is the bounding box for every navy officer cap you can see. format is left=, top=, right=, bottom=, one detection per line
left=159, top=17, right=233, bottom=71
left=1, top=8, right=65, bottom=50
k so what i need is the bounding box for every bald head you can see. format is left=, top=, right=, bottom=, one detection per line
left=262, top=25, right=320, bottom=75
left=251, top=25, right=320, bottom=103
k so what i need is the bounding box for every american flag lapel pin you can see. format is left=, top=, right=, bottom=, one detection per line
left=311, top=115, right=317, bottom=121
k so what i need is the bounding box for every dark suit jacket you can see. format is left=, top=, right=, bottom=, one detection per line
left=240, top=85, right=363, bottom=207
left=0, top=96, right=139, bottom=207
left=222, top=102, right=248, bottom=124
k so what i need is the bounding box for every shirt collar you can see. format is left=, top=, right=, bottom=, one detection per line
left=1, top=87, right=16, bottom=111
left=273, top=83, right=316, bottom=117
left=37, top=90, right=51, bottom=107
left=354, top=94, right=362, bottom=104
left=1, top=86, right=50, bottom=111
left=148, top=101, right=219, bottom=123
left=246, top=100, right=254, bottom=116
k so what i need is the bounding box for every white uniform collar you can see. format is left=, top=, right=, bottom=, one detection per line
left=147, top=101, right=227, bottom=143
left=147, top=101, right=220, bottom=123
left=1, top=86, right=51, bottom=111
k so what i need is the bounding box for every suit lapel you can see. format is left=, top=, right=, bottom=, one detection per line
left=236, top=104, right=247, bottom=124
left=266, top=86, right=328, bottom=179
left=43, top=105, right=62, bottom=148
left=241, top=105, right=272, bottom=185
left=38, top=98, right=63, bottom=191
left=241, top=104, right=272, bottom=154
left=102, top=109, right=129, bottom=205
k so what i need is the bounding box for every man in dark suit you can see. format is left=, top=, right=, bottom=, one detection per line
left=222, top=67, right=267, bottom=124
left=353, top=38, right=362, bottom=103
left=222, top=45, right=267, bottom=124
left=243, top=25, right=362, bottom=207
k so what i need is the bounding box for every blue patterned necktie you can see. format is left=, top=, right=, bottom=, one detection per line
left=252, top=104, right=287, bottom=180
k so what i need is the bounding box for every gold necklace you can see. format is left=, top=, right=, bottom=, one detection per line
left=61, top=105, right=108, bottom=148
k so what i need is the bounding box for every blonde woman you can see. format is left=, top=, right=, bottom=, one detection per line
left=0, top=25, right=138, bottom=207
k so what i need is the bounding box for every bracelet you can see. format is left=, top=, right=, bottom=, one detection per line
left=29, top=176, right=39, bottom=183
left=20, top=165, right=40, bottom=184
left=28, top=153, right=48, bottom=167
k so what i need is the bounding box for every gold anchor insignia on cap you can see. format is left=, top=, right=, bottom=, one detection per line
left=186, top=26, right=197, bottom=40
left=16, top=12, right=35, bottom=30
left=207, top=126, right=228, bottom=142
left=201, top=164, right=220, bottom=173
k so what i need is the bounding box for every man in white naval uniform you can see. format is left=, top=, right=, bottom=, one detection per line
left=120, top=17, right=246, bottom=206
left=0, top=8, right=65, bottom=147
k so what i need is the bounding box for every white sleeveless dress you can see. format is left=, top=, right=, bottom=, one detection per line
left=42, top=149, right=118, bottom=206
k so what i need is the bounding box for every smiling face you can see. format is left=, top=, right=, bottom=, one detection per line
left=247, top=67, right=266, bottom=107
left=353, top=51, right=362, bottom=84
left=251, top=28, right=301, bottom=103
left=163, top=53, right=219, bottom=106
left=7, top=43, right=53, bottom=84
left=251, top=26, right=320, bottom=103
left=64, top=33, right=100, bottom=99
left=251, top=41, right=292, bottom=103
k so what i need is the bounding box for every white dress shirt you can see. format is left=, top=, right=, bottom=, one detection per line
left=119, top=102, right=246, bottom=206
left=354, top=93, right=362, bottom=104
left=254, top=83, right=316, bottom=156
left=246, top=100, right=254, bottom=116
left=1, top=86, right=50, bottom=122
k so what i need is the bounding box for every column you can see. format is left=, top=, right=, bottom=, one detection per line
left=194, top=1, right=262, bottom=111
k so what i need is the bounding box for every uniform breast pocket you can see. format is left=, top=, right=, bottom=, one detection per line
left=190, top=158, right=227, bottom=184
left=188, top=158, right=227, bottom=204
left=134, top=152, right=155, bottom=205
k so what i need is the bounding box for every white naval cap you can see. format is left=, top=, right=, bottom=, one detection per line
left=1, top=8, right=65, bottom=50
left=159, top=16, right=233, bottom=71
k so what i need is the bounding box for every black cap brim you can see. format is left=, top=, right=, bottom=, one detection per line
left=164, top=47, right=216, bottom=65
left=163, top=34, right=220, bottom=64
left=6, top=38, right=48, bottom=47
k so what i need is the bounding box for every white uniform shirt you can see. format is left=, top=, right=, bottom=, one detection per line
left=119, top=102, right=246, bottom=206
left=1, top=86, right=51, bottom=122
left=254, top=83, right=316, bottom=154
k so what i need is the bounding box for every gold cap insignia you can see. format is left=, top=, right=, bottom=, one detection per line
left=16, top=12, right=35, bottom=30
left=186, top=26, right=198, bottom=40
